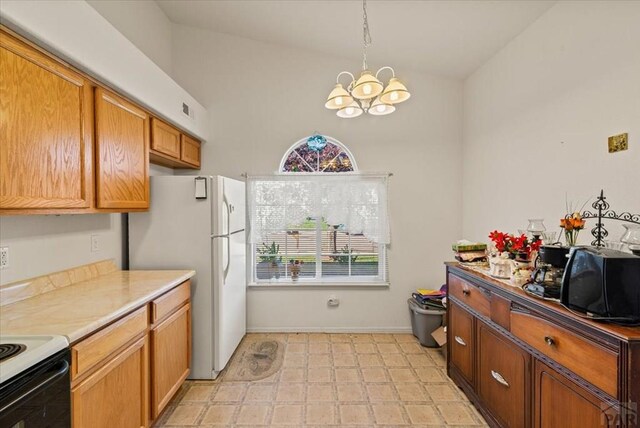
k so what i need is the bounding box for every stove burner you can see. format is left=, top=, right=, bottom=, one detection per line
left=0, top=343, right=27, bottom=362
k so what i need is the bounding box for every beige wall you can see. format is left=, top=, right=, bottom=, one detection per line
left=0, top=215, right=123, bottom=285
left=87, top=0, right=173, bottom=76
left=462, top=1, right=640, bottom=245
left=171, top=26, right=463, bottom=332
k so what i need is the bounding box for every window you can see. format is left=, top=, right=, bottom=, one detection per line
left=248, top=135, right=389, bottom=286
left=280, top=134, right=356, bottom=173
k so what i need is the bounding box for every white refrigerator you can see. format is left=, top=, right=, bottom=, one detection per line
left=129, top=175, right=246, bottom=379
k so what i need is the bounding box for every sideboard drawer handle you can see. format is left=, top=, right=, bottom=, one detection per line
left=544, top=336, right=556, bottom=347
left=462, top=289, right=470, bottom=296
left=454, top=336, right=467, bottom=346
left=491, top=370, right=510, bottom=387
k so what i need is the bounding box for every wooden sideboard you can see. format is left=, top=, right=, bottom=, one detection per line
left=445, top=263, right=640, bottom=428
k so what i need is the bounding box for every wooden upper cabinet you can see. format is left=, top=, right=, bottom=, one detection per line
left=149, top=116, right=201, bottom=170
left=151, top=118, right=181, bottom=158
left=95, top=88, right=149, bottom=209
left=0, top=30, right=93, bottom=211
left=181, top=134, right=201, bottom=168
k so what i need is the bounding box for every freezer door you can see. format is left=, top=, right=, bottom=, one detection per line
left=223, top=177, right=246, bottom=234
left=213, top=229, right=246, bottom=373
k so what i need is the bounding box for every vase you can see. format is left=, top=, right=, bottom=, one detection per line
left=290, top=265, right=300, bottom=281
left=565, top=230, right=580, bottom=247
left=268, top=262, right=281, bottom=280
left=489, top=254, right=512, bottom=279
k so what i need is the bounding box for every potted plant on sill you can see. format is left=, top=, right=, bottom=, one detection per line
left=257, top=242, right=282, bottom=280
left=288, top=259, right=304, bottom=281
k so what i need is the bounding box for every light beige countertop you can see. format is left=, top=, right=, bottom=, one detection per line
left=0, top=269, right=195, bottom=343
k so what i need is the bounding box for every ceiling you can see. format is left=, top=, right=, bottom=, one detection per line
left=156, top=0, right=555, bottom=79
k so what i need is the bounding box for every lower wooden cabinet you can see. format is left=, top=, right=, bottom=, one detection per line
left=446, top=266, right=637, bottom=428
left=70, top=281, right=191, bottom=427
left=151, top=303, right=191, bottom=419
left=534, top=360, right=611, bottom=428
left=477, top=321, right=529, bottom=428
left=449, top=303, right=474, bottom=384
left=72, top=336, right=149, bottom=428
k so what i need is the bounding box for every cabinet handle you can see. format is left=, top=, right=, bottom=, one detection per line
left=544, top=336, right=555, bottom=347
left=462, top=289, right=470, bottom=296
left=454, top=336, right=467, bottom=346
left=491, top=370, right=510, bottom=387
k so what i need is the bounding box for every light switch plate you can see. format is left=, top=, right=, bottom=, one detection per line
left=91, top=235, right=100, bottom=252
left=608, top=133, right=628, bottom=153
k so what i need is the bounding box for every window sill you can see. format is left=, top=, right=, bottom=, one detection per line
left=248, top=281, right=390, bottom=289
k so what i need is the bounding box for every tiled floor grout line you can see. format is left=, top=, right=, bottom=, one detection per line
left=157, top=332, right=488, bottom=427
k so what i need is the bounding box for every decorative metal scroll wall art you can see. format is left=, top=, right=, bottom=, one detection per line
left=576, top=190, right=640, bottom=246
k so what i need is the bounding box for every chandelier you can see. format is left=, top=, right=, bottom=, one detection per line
left=324, top=0, right=411, bottom=118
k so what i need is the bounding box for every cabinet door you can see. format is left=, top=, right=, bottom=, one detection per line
left=534, top=360, right=613, bottom=428
left=478, top=321, right=529, bottom=428
left=449, top=303, right=474, bottom=384
left=151, top=118, right=181, bottom=159
left=180, top=134, right=201, bottom=168
left=0, top=30, right=93, bottom=211
left=95, top=88, right=149, bottom=209
left=72, top=336, right=149, bottom=428
left=151, top=303, right=191, bottom=419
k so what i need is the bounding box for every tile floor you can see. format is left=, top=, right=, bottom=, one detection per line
left=155, top=333, right=488, bottom=427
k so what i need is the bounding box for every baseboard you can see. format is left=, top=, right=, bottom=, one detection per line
left=246, top=326, right=414, bottom=334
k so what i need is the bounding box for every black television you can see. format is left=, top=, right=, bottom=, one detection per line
left=561, top=246, right=640, bottom=322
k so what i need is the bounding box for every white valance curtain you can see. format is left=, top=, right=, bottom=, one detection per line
left=247, top=174, right=390, bottom=245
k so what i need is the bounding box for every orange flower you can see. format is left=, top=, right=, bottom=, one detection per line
left=560, top=212, right=585, bottom=231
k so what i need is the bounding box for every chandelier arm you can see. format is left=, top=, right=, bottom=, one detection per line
left=375, top=66, right=396, bottom=80
left=336, top=71, right=355, bottom=86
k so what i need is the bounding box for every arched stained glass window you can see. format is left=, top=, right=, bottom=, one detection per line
left=280, top=134, right=357, bottom=173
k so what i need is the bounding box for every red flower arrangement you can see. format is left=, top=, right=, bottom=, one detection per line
left=489, top=230, right=541, bottom=259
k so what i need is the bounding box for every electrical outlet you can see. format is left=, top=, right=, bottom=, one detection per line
left=327, top=295, right=340, bottom=307
left=91, top=235, right=100, bottom=252
left=0, top=247, right=9, bottom=270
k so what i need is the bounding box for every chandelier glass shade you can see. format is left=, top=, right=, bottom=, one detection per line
left=324, top=0, right=410, bottom=118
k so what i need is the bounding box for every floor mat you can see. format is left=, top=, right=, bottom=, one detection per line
left=222, top=338, right=285, bottom=381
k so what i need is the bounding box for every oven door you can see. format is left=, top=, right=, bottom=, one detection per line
left=0, top=349, right=70, bottom=428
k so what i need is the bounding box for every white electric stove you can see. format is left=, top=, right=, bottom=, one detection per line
left=0, top=335, right=69, bottom=384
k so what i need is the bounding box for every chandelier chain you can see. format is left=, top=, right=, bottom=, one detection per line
left=362, top=0, right=372, bottom=71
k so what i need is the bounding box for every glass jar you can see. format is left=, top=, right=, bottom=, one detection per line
left=527, top=219, right=546, bottom=236
left=620, top=224, right=640, bottom=246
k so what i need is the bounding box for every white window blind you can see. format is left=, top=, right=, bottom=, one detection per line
left=247, top=174, right=390, bottom=285
left=248, top=174, right=390, bottom=245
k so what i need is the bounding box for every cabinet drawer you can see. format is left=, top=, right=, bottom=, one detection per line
left=449, top=274, right=491, bottom=318
left=72, top=306, right=148, bottom=380
left=449, top=303, right=474, bottom=384
left=478, top=321, right=529, bottom=428
left=151, top=280, right=191, bottom=324
left=511, top=310, right=618, bottom=397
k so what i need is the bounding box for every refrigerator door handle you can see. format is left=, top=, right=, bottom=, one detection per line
left=223, top=235, right=231, bottom=283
